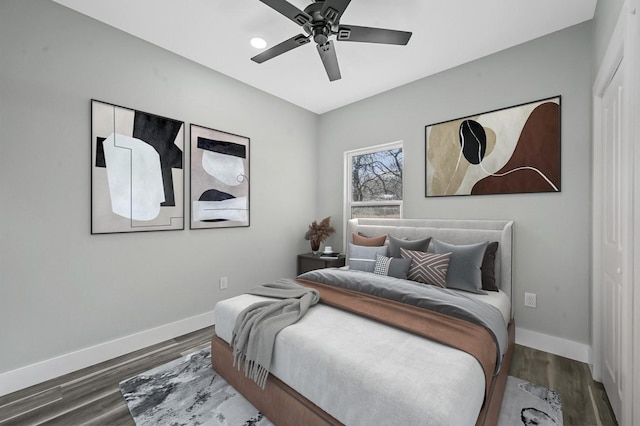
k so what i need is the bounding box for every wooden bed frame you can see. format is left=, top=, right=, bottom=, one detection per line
left=211, top=218, right=515, bottom=425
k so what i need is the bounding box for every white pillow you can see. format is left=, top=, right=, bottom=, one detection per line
left=348, top=243, right=389, bottom=273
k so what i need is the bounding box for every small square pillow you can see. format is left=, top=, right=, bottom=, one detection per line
left=348, top=243, right=389, bottom=272
left=352, top=232, right=387, bottom=246
left=481, top=241, right=499, bottom=291
left=433, top=239, right=488, bottom=294
left=374, top=253, right=412, bottom=279
left=400, top=248, right=451, bottom=288
left=388, top=235, right=431, bottom=258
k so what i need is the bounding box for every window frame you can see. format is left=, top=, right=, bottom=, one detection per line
left=343, top=141, right=404, bottom=231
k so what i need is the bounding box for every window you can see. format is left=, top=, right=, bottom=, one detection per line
left=345, top=142, right=403, bottom=220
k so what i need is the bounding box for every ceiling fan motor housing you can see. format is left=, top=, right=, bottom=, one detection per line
left=303, top=1, right=335, bottom=45
left=311, top=25, right=330, bottom=44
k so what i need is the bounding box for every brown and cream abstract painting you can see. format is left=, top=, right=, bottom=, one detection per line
left=425, top=96, right=560, bottom=197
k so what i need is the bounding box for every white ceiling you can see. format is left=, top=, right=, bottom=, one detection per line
left=51, top=0, right=597, bottom=114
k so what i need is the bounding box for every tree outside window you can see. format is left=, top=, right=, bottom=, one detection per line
left=346, top=142, right=403, bottom=219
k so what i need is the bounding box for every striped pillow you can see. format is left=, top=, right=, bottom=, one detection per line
left=400, top=247, right=451, bottom=288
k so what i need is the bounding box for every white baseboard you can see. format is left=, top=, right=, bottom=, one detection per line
left=0, top=318, right=590, bottom=397
left=516, top=327, right=591, bottom=364
left=0, top=310, right=215, bottom=397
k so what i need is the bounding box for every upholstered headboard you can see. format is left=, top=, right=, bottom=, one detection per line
left=347, top=218, right=514, bottom=312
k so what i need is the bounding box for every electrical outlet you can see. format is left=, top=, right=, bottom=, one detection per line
left=219, top=276, right=228, bottom=290
left=524, top=292, right=537, bottom=308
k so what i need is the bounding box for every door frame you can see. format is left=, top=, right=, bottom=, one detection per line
left=631, top=2, right=640, bottom=425
left=591, top=1, right=638, bottom=425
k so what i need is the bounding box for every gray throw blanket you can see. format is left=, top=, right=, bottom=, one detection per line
left=231, top=278, right=320, bottom=389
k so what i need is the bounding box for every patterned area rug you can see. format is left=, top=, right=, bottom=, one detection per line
left=119, top=348, right=271, bottom=426
left=498, top=376, right=563, bottom=426
left=120, top=348, right=562, bottom=426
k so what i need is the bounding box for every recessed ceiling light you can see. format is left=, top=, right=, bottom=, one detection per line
left=250, top=37, right=267, bottom=49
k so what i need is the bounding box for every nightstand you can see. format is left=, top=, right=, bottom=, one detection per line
left=297, top=252, right=346, bottom=275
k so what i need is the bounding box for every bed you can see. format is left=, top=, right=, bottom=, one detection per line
left=211, top=218, right=515, bottom=425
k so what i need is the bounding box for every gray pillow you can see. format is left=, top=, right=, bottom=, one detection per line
left=348, top=243, right=389, bottom=273
left=388, top=235, right=431, bottom=258
left=374, top=253, right=412, bottom=279
left=433, top=239, right=488, bottom=294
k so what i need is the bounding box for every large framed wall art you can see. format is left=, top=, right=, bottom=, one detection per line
left=91, top=100, right=185, bottom=234
left=425, top=96, right=561, bottom=197
left=190, top=124, right=250, bottom=229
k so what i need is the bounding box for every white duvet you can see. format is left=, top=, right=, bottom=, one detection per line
left=215, top=294, right=488, bottom=425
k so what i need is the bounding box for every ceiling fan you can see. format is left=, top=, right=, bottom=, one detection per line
left=251, top=0, right=412, bottom=81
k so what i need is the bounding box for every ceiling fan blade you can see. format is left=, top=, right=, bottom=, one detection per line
left=320, top=0, right=352, bottom=24
left=316, top=41, right=341, bottom=81
left=258, top=0, right=311, bottom=26
left=337, top=25, right=412, bottom=45
left=251, top=34, right=310, bottom=63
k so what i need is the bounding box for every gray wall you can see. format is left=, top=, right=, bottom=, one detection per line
left=592, top=0, right=626, bottom=69
left=0, top=0, right=317, bottom=374
left=317, top=22, right=593, bottom=344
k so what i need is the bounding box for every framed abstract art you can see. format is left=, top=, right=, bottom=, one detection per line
left=425, top=96, right=561, bottom=197
left=190, top=124, right=250, bottom=229
left=91, top=100, right=184, bottom=234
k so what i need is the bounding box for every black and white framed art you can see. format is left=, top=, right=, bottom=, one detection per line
left=190, top=124, right=250, bottom=229
left=91, top=100, right=184, bottom=234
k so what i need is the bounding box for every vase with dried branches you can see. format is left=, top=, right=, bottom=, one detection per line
left=304, top=216, right=335, bottom=255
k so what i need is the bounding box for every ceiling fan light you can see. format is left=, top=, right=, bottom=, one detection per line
left=250, top=37, right=267, bottom=49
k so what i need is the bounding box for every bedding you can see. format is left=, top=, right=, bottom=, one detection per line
left=400, top=247, right=451, bottom=287
left=231, top=279, right=319, bottom=388
left=211, top=218, right=515, bottom=426
left=465, top=289, right=511, bottom=324
left=373, top=253, right=412, bottom=279
left=481, top=241, right=500, bottom=291
left=433, top=239, right=489, bottom=294
left=215, top=293, right=488, bottom=425
left=346, top=218, right=514, bottom=315
left=388, top=234, right=431, bottom=257
left=297, top=268, right=508, bottom=371
left=347, top=243, right=388, bottom=272
left=351, top=232, right=386, bottom=246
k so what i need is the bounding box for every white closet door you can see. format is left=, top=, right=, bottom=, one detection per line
left=600, top=57, right=629, bottom=423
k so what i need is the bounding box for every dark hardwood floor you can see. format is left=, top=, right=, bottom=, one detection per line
left=0, top=327, right=215, bottom=426
left=508, top=345, right=617, bottom=426
left=0, top=327, right=617, bottom=425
